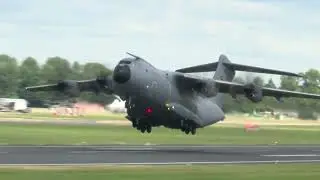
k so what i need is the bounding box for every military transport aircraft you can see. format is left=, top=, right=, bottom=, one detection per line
left=25, top=53, right=320, bottom=135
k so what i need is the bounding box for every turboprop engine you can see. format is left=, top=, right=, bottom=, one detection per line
left=199, top=81, right=217, bottom=97
left=54, top=75, right=114, bottom=97
left=56, top=80, right=80, bottom=97
left=243, top=83, right=263, bottom=103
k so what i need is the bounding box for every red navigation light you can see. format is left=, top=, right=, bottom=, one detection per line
left=145, top=107, right=153, bottom=115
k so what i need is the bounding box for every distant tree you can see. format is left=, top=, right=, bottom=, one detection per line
left=280, top=76, right=299, bottom=91
left=253, top=76, right=264, bottom=86
left=41, top=56, right=73, bottom=83
left=0, top=54, right=19, bottom=97
left=82, top=62, right=112, bottom=79
left=18, top=57, right=41, bottom=88
left=70, top=61, right=84, bottom=80
left=265, top=78, right=276, bottom=88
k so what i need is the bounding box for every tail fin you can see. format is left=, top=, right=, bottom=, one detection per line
left=211, top=55, right=235, bottom=108
left=213, top=55, right=235, bottom=81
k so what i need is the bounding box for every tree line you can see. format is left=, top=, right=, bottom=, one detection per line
left=0, top=54, right=114, bottom=106
left=0, top=54, right=319, bottom=119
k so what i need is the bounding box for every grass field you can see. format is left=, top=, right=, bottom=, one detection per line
left=0, top=123, right=319, bottom=145
left=0, top=164, right=319, bottom=180
left=0, top=111, right=126, bottom=120
left=2, top=109, right=320, bottom=127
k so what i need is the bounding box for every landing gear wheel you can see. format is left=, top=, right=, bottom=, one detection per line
left=191, top=128, right=196, bottom=135
left=140, top=127, right=146, bottom=133
left=132, top=120, right=137, bottom=128
left=146, top=125, right=152, bottom=133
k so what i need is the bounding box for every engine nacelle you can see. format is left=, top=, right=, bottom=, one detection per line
left=243, top=83, right=263, bottom=103
left=199, top=81, right=217, bottom=97
left=56, top=80, right=80, bottom=97
left=96, top=75, right=114, bottom=94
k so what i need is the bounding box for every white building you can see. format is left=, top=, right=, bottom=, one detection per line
left=0, top=98, right=29, bottom=112
left=105, top=98, right=126, bottom=113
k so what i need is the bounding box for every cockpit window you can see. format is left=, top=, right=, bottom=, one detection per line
left=119, top=60, right=132, bottom=64
left=119, top=58, right=133, bottom=65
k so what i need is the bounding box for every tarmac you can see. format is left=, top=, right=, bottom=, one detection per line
left=1, top=145, right=320, bottom=166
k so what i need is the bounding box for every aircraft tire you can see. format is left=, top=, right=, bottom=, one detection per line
left=146, top=125, right=152, bottom=133
left=132, top=121, right=137, bottom=128
left=191, top=128, right=196, bottom=135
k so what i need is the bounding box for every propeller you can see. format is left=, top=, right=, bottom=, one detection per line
left=231, top=73, right=263, bottom=103
left=94, top=70, right=120, bottom=103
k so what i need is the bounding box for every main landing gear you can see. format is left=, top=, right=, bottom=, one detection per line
left=180, top=120, right=197, bottom=135
left=131, top=118, right=152, bottom=134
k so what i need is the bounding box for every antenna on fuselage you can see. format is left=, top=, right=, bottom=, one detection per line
left=126, top=52, right=143, bottom=60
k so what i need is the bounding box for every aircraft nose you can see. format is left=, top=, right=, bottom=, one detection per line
left=113, top=64, right=131, bottom=84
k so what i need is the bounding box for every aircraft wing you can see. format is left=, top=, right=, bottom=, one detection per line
left=25, top=77, right=113, bottom=94
left=213, top=79, right=320, bottom=99
left=175, top=73, right=320, bottom=100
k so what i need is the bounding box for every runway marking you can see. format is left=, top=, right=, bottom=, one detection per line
left=1, top=160, right=320, bottom=166
left=262, top=154, right=320, bottom=157
left=70, top=151, right=105, bottom=154
left=69, top=150, right=154, bottom=154
left=92, top=147, right=154, bottom=151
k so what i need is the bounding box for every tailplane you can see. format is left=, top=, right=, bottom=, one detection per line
left=175, top=54, right=302, bottom=77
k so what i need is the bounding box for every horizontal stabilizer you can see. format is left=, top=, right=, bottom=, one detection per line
left=175, top=55, right=302, bottom=77
left=223, top=62, right=303, bottom=77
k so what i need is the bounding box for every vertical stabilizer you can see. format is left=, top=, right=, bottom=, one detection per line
left=211, top=55, right=235, bottom=108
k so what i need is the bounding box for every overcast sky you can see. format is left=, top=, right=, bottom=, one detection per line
left=0, top=0, right=319, bottom=84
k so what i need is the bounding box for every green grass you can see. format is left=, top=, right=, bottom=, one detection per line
left=0, top=123, right=319, bottom=145
left=0, top=164, right=319, bottom=180
left=0, top=112, right=126, bottom=120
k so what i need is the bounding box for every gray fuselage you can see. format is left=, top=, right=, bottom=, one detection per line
left=111, top=58, right=225, bottom=129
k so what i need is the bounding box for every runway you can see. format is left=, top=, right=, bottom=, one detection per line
left=1, top=145, right=320, bottom=166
